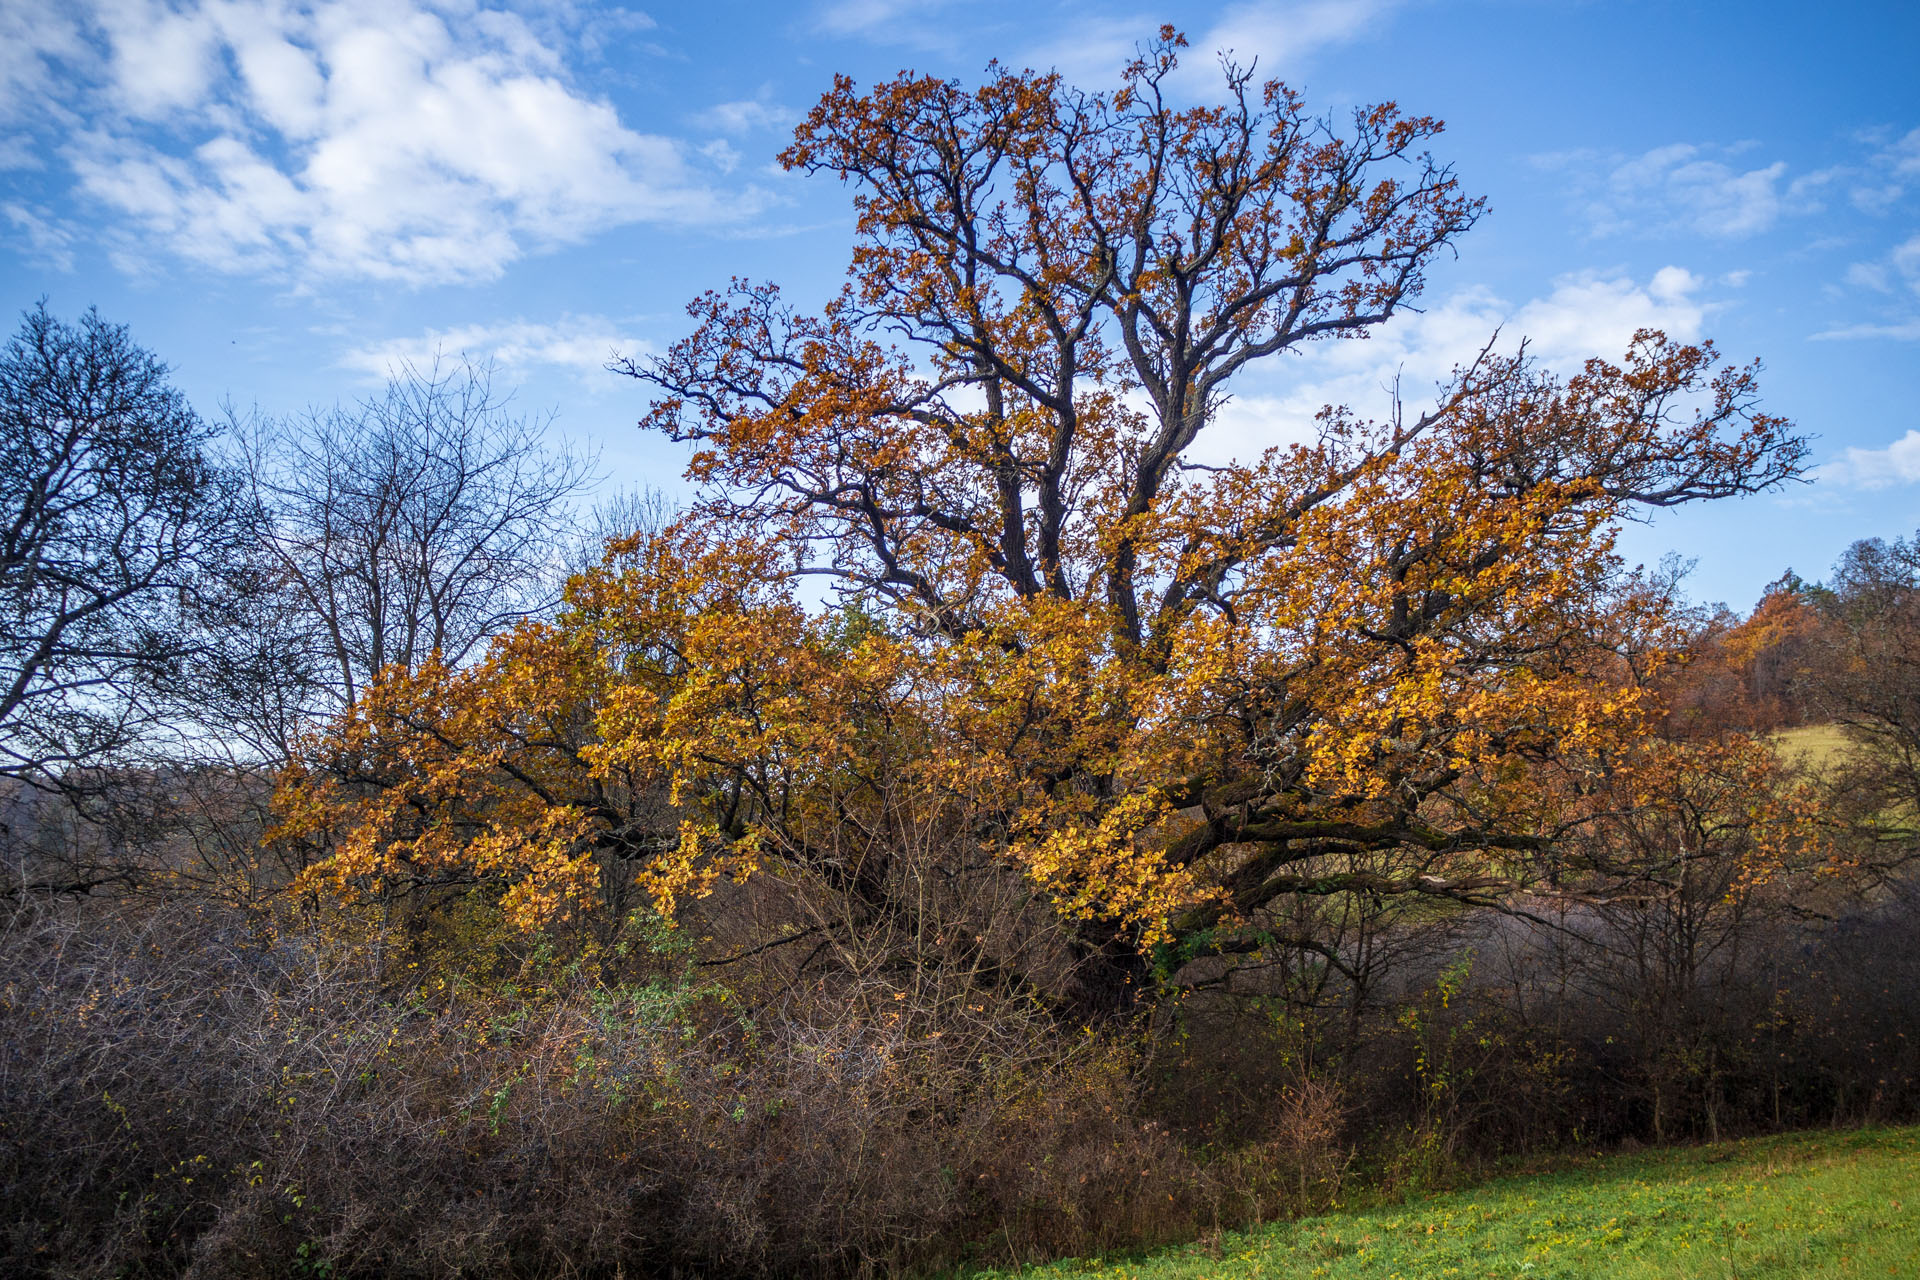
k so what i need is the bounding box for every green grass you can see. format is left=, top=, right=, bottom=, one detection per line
left=982, top=1127, right=1920, bottom=1280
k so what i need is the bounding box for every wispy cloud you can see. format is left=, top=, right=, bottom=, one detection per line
left=1185, top=0, right=1399, bottom=81
left=1811, top=320, right=1920, bottom=342
left=0, top=0, right=87, bottom=132
left=1542, top=142, right=1820, bottom=239
left=1544, top=128, right=1920, bottom=243
left=1026, top=2, right=1402, bottom=93
left=2, top=201, right=77, bottom=271
left=693, top=95, right=798, bottom=135
left=1846, top=124, right=1919, bottom=217
left=1819, top=234, right=1920, bottom=340
left=340, top=315, right=651, bottom=384
left=1021, top=15, right=1150, bottom=84
left=4, top=0, right=760, bottom=286
left=1873, top=126, right=1920, bottom=178
left=813, top=0, right=960, bottom=46
left=1817, top=429, right=1920, bottom=488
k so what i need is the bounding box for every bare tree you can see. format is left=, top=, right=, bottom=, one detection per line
left=1815, top=532, right=1920, bottom=870
left=565, top=484, right=676, bottom=579
left=0, top=303, right=249, bottom=792
left=235, top=357, right=598, bottom=724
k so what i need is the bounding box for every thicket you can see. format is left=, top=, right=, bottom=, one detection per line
left=6, top=30, right=1920, bottom=1279
left=6, top=838, right=1917, bottom=1277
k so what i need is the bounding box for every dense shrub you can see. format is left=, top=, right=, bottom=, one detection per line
left=7, top=869, right=1919, bottom=1277
left=0, top=898, right=1348, bottom=1279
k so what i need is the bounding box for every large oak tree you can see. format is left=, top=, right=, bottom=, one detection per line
left=284, top=33, right=1809, bottom=1015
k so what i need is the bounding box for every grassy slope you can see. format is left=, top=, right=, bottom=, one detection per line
left=1773, top=723, right=1857, bottom=770
left=1772, top=723, right=1916, bottom=832
left=983, top=1127, right=1920, bottom=1280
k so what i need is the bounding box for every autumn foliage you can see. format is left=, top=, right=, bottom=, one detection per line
left=20, top=31, right=1920, bottom=1280
left=274, top=31, right=1814, bottom=1016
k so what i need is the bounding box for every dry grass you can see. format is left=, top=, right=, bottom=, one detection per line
left=1770, top=723, right=1857, bottom=769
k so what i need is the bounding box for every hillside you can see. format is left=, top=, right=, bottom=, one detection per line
left=985, top=1127, right=1920, bottom=1280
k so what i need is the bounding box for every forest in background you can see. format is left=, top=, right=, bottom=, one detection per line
left=3, top=32, right=1918, bottom=1278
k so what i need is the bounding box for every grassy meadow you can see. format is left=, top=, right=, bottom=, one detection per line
left=981, top=1127, right=1920, bottom=1280
left=1774, top=723, right=1859, bottom=770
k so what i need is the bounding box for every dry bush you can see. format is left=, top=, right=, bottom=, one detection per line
left=13, top=834, right=1909, bottom=1278
left=1, top=894, right=1321, bottom=1279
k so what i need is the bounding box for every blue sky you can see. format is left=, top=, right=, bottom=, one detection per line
left=3, top=0, right=1916, bottom=609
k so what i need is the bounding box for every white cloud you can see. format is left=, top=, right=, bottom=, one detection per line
left=1818, top=234, right=1920, bottom=338
left=1841, top=126, right=1918, bottom=214
left=1022, top=16, right=1150, bottom=85
left=693, top=96, right=797, bottom=135
left=1846, top=261, right=1894, bottom=293
left=5, top=0, right=756, bottom=286
left=101, top=0, right=222, bottom=119
left=1549, top=127, right=1920, bottom=244
left=1811, top=320, right=1920, bottom=342
left=3, top=201, right=77, bottom=270
left=1188, top=267, right=1710, bottom=465
left=0, top=0, right=86, bottom=129
left=1895, top=234, right=1920, bottom=282
left=1187, top=0, right=1398, bottom=80
left=814, top=0, right=957, bottom=44
left=699, top=139, right=742, bottom=174
left=1511, top=265, right=1708, bottom=362
left=1557, top=142, right=1801, bottom=239
left=1028, top=2, right=1402, bottom=93
left=340, top=315, right=650, bottom=383
left=1879, top=126, right=1920, bottom=178
left=1851, top=182, right=1905, bottom=215
left=1818, top=429, right=1920, bottom=488
left=502, top=2, right=658, bottom=62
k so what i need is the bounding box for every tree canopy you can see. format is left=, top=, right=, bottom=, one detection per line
left=281, top=33, right=1810, bottom=1015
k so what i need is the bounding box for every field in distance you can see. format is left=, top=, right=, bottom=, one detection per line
left=977, top=1126, right=1920, bottom=1280
left=1773, top=723, right=1858, bottom=770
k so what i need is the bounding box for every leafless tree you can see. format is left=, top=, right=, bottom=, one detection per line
left=565, top=484, right=676, bottom=579
left=234, top=357, right=598, bottom=727
left=1815, top=532, right=1920, bottom=871
left=0, top=303, right=250, bottom=792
